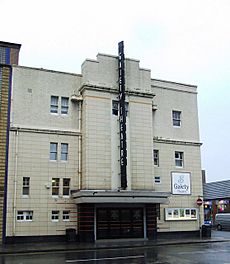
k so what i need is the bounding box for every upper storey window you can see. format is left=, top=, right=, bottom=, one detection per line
left=172, top=110, right=181, bottom=127
left=50, top=96, right=69, bottom=115
left=50, top=96, right=58, bottom=113
left=112, top=100, right=129, bottom=116
left=61, top=97, right=69, bottom=114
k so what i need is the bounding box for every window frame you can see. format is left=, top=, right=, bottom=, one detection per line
left=63, top=178, right=70, bottom=197
left=61, top=143, right=68, bottom=161
left=175, top=151, right=184, bottom=167
left=61, top=97, right=69, bottom=115
left=63, top=210, right=70, bottom=221
left=22, top=177, right=30, bottom=196
left=153, top=149, right=159, bottom=167
left=112, top=100, right=129, bottom=116
left=51, top=210, right=59, bottom=222
left=50, top=142, right=58, bottom=161
left=52, top=178, right=60, bottom=196
left=17, top=211, right=33, bottom=222
left=172, top=110, right=181, bottom=127
left=50, top=96, right=59, bottom=114
left=154, top=176, right=161, bottom=184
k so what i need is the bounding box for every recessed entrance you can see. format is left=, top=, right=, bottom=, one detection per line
left=96, top=207, right=144, bottom=239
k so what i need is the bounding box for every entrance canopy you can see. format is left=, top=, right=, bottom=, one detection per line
left=71, top=190, right=170, bottom=204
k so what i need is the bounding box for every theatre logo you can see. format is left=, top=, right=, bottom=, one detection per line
left=171, top=172, right=191, bottom=195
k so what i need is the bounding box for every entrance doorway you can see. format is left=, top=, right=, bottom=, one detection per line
left=96, top=207, right=144, bottom=239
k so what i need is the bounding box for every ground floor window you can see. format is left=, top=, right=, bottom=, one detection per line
left=17, top=211, right=33, bottom=221
left=96, top=207, right=144, bottom=239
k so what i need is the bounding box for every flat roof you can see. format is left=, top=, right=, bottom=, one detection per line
left=0, top=41, right=21, bottom=50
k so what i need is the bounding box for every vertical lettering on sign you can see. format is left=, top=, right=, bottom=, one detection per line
left=118, top=41, right=127, bottom=189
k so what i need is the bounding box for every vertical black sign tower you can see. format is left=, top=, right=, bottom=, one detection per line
left=118, top=41, right=127, bottom=189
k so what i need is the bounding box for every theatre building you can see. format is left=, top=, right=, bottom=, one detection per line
left=0, top=41, right=203, bottom=243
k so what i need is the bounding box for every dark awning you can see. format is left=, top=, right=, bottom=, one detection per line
left=71, top=190, right=170, bottom=204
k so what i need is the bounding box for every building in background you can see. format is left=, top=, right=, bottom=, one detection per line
left=1, top=41, right=203, bottom=243
left=0, top=41, right=21, bottom=243
left=203, top=180, right=230, bottom=225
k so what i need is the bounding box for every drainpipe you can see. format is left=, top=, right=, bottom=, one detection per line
left=13, top=129, right=19, bottom=236
left=78, top=100, right=82, bottom=189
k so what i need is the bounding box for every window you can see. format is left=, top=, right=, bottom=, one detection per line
left=112, top=100, right=119, bottom=115
left=63, top=178, right=70, bottom=196
left=153, top=149, right=159, bottom=166
left=17, top=211, right=33, bottom=221
left=63, top=210, right=70, bottom=221
left=50, top=96, right=58, bottom=113
left=61, top=143, right=68, bottom=161
left=50, top=143, right=58, bottom=160
left=51, top=210, right=59, bottom=222
left=112, top=100, right=129, bottom=116
left=175, top=151, right=184, bottom=167
left=154, top=176, right=161, bottom=184
left=172, top=110, right=181, bottom=127
left=22, top=177, right=30, bottom=196
left=52, top=178, right=60, bottom=196
left=61, top=97, right=69, bottom=114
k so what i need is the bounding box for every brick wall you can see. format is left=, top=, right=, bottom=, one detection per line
left=0, top=65, right=11, bottom=243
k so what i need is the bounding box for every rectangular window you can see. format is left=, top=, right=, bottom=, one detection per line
left=112, top=100, right=129, bottom=116
left=22, top=177, right=30, bottom=196
left=175, top=151, right=184, bottom=167
left=61, top=143, right=68, bottom=161
left=17, top=211, right=33, bottom=221
left=63, top=178, right=70, bottom=196
left=61, top=97, right=69, bottom=114
left=52, top=178, right=60, bottom=196
left=51, top=210, right=59, bottom=222
left=154, top=176, right=161, bottom=184
left=112, top=100, right=119, bottom=116
left=153, top=149, right=159, bottom=166
left=172, top=110, right=181, bottom=127
left=50, top=96, right=58, bottom=113
left=63, top=210, right=70, bottom=221
left=50, top=143, right=58, bottom=160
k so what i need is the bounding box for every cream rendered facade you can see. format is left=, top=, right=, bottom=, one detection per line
left=5, top=50, right=203, bottom=242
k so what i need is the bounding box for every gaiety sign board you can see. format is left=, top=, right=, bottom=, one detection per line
left=171, top=172, right=191, bottom=195
left=118, top=41, right=127, bottom=189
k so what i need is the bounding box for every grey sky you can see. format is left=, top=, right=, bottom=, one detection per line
left=1, top=0, right=229, bottom=182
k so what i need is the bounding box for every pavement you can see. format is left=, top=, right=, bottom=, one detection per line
left=0, top=231, right=230, bottom=255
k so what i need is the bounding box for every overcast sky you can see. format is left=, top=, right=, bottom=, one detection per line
left=1, top=0, right=230, bottom=183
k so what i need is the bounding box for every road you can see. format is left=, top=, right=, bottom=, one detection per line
left=0, top=231, right=230, bottom=264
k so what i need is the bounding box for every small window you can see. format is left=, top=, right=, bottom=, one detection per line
left=61, top=143, right=68, bottom=161
left=22, top=177, right=30, bottom=196
left=175, top=151, right=184, bottom=167
left=63, top=178, right=70, bottom=196
left=154, top=176, right=161, bottom=184
left=52, top=178, right=60, bottom=196
left=172, top=110, right=181, bottom=127
left=61, top=97, right=69, bottom=114
left=50, top=143, right=58, bottom=160
left=112, top=100, right=119, bottom=116
left=63, top=210, right=70, bottom=221
left=51, top=210, right=59, bottom=222
left=50, top=96, right=58, bottom=113
left=153, top=150, right=159, bottom=166
left=17, top=211, right=33, bottom=221
left=112, top=100, right=129, bottom=116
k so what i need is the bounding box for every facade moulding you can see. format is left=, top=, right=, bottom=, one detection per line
left=80, top=83, right=155, bottom=98
left=12, top=65, right=82, bottom=77
left=10, top=126, right=81, bottom=136
left=153, top=137, right=202, bottom=146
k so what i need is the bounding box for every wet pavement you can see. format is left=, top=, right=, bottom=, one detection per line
left=0, top=230, right=229, bottom=255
